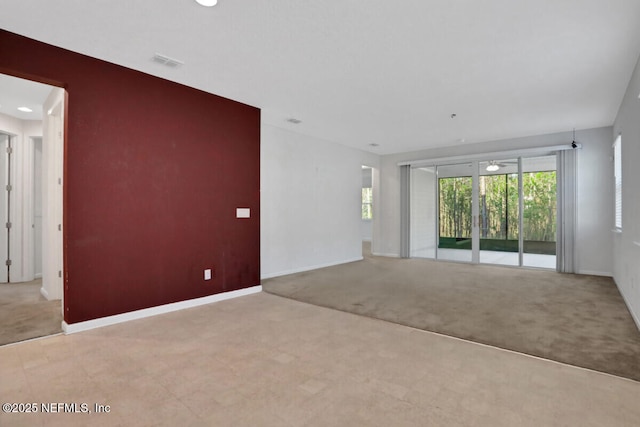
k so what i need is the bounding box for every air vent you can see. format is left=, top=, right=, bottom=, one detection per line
left=286, top=118, right=302, bottom=124
left=151, top=53, right=184, bottom=68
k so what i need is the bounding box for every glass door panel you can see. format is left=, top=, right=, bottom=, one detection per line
left=410, top=167, right=436, bottom=258
left=477, top=159, right=520, bottom=266
left=522, top=155, right=557, bottom=268
left=437, top=163, right=474, bottom=263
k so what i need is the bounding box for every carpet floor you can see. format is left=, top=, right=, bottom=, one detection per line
left=0, top=280, right=62, bottom=346
left=263, top=247, right=640, bottom=382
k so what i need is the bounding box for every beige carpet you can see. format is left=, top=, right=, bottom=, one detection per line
left=4, top=292, right=640, bottom=426
left=0, top=280, right=62, bottom=346
left=263, top=247, right=640, bottom=382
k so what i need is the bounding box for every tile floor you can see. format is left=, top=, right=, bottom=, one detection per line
left=429, top=248, right=556, bottom=269
left=1, top=292, right=639, bottom=426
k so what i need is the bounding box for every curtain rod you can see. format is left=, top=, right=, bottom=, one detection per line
left=397, top=144, right=581, bottom=167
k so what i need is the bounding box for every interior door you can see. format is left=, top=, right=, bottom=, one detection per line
left=34, top=138, right=43, bottom=277
left=0, top=133, right=8, bottom=282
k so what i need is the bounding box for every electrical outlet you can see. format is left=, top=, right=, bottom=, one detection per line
left=204, top=269, right=212, bottom=281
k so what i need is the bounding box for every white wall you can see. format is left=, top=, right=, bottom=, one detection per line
left=361, top=219, right=372, bottom=242
left=376, top=127, right=614, bottom=276
left=261, top=124, right=379, bottom=279
left=612, top=54, right=640, bottom=329
left=0, top=112, right=24, bottom=136
left=573, top=127, right=615, bottom=276
left=360, top=219, right=373, bottom=242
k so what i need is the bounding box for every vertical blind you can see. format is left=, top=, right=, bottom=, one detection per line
left=556, top=149, right=576, bottom=273
left=614, top=135, right=622, bottom=229
left=400, top=165, right=411, bottom=258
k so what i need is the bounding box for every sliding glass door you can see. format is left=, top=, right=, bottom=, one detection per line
left=410, top=154, right=557, bottom=269
left=476, top=159, right=520, bottom=266
left=522, top=156, right=557, bottom=268
left=410, top=167, right=437, bottom=258
left=436, top=163, right=477, bottom=263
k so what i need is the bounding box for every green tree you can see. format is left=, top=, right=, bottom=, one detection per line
left=439, top=171, right=556, bottom=244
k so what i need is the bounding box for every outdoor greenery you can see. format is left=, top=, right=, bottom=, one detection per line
left=362, top=187, right=373, bottom=220
left=438, top=176, right=473, bottom=239
left=438, top=171, right=556, bottom=245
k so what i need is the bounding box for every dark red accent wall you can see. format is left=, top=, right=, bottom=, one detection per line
left=0, top=30, right=260, bottom=323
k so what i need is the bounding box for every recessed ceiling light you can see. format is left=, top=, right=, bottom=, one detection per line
left=195, top=0, right=218, bottom=6
left=18, top=107, right=33, bottom=112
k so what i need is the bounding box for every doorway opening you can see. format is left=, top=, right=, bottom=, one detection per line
left=361, top=165, right=374, bottom=257
left=0, top=72, right=65, bottom=345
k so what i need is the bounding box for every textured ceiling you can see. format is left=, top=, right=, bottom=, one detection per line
left=2, top=0, right=640, bottom=154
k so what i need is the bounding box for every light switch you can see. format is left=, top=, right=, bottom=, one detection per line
left=236, top=208, right=250, bottom=218
left=204, top=269, right=212, bottom=280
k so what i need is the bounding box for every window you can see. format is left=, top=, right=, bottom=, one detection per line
left=614, top=135, right=622, bottom=229
left=362, top=187, right=373, bottom=220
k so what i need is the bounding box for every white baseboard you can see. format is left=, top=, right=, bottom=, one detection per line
left=629, top=305, right=640, bottom=333
left=577, top=270, right=613, bottom=277
left=261, top=257, right=363, bottom=280
left=62, top=285, right=262, bottom=334
left=40, top=287, right=49, bottom=300
left=614, top=279, right=640, bottom=332
left=372, top=252, right=400, bottom=258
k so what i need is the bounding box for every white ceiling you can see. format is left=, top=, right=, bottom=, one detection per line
left=1, top=0, right=640, bottom=154
left=0, top=74, right=52, bottom=120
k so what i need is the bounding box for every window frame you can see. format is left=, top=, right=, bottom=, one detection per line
left=362, top=187, right=373, bottom=220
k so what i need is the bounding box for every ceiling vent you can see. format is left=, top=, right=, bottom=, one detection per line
left=286, top=118, right=302, bottom=124
left=151, top=53, right=184, bottom=68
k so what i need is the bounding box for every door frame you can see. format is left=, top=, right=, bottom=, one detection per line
left=41, top=88, right=65, bottom=301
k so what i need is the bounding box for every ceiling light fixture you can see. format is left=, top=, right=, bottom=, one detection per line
left=486, top=161, right=500, bottom=172
left=17, top=107, right=33, bottom=112
left=195, top=0, right=218, bottom=6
